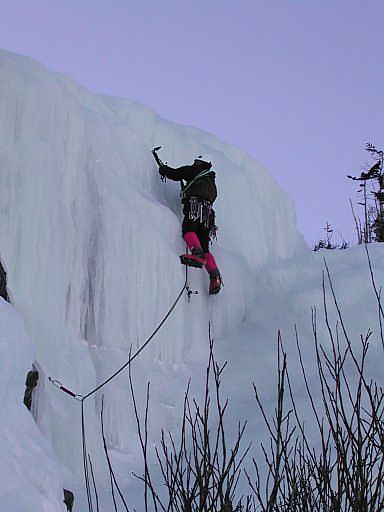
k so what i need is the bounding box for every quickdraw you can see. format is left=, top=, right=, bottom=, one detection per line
left=48, top=377, right=83, bottom=401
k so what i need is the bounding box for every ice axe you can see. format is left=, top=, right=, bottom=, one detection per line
left=152, top=146, right=167, bottom=182
left=152, top=146, right=165, bottom=166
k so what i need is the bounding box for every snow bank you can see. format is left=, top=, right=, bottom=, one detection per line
left=0, top=299, right=66, bottom=511
left=219, top=244, right=384, bottom=451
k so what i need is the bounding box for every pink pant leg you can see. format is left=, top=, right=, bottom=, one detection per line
left=205, top=252, right=219, bottom=275
left=183, top=232, right=219, bottom=275
left=183, top=232, right=203, bottom=252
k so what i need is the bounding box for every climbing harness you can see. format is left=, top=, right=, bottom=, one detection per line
left=185, top=196, right=218, bottom=243
left=187, top=197, right=213, bottom=228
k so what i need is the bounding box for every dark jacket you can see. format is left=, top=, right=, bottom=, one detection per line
left=160, top=161, right=217, bottom=203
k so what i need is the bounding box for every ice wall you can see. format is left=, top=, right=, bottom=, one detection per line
left=0, top=48, right=306, bottom=478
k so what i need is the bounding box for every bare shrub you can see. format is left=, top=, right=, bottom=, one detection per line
left=247, top=260, right=384, bottom=511
left=127, top=255, right=383, bottom=511
left=130, top=331, right=251, bottom=511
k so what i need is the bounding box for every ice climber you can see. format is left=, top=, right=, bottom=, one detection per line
left=154, top=150, right=222, bottom=295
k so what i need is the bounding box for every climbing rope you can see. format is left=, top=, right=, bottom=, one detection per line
left=50, top=264, right=189, bottom=401
left=49, top=262, right=191, bottom=511
left=83, top=264, right=189, bottom=401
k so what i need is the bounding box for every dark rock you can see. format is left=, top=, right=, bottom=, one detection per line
left=23, top=369, right=39, bottom=410
left=63, top=489, right=74, bottom=512
left=0, top=260, right=9, bottom=302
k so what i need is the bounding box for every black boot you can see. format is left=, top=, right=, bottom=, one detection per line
left=209, top=269, right=222, bottom=295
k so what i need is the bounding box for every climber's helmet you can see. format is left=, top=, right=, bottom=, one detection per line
left=194, top=154, right=213, bottom=166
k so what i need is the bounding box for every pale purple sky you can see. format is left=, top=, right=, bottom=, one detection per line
left=1, top=0, right=383, bottom=244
